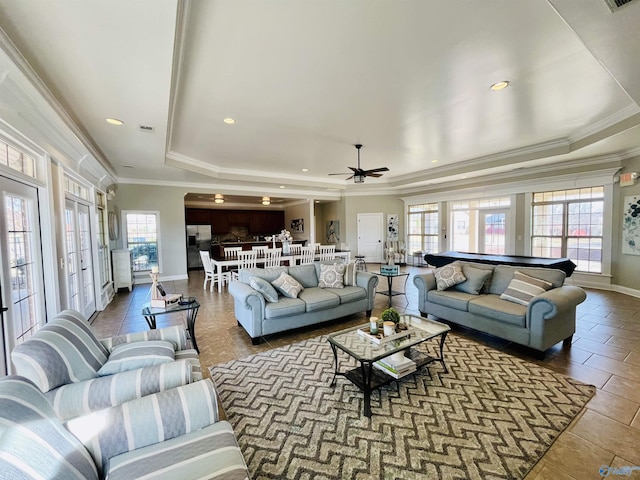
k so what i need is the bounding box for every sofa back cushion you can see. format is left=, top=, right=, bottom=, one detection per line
left=289, top=264, right=319, bottom=288
left=0, top=376, right=99, bottom=480
left=489, top=265, right=566, bottom=295
left=239, top=266, right=287, bottom=284
left=11, top=309, right=109, bottom=393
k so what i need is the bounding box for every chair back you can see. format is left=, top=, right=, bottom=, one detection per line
left=237, top=249, right=258, bottom=270
left=224, top=246, right=242, bottom=259
left=319, top=244, right=336, bottom=260
left=199, top=251, right=214, bottom=274
left=264, top=248, right=282, bottom=267
left=252, top=245, right=269, bottom=255
left=288, top=243, right=302, bottom=255
left=299, top=246, right=315, bottom=265
left=311, top=242, right=321, bottom=253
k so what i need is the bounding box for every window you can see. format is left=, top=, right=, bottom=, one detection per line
left=531, top=187, right=604, bottom=273
left=0, top=138, right=36, bottom=179
left=124, top=212, right=159, bottom=272
left=407, top=203, right=439, bottom=255
left=450, top=197, right=511, bottom=254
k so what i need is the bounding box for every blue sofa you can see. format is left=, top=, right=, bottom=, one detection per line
left=413, top=261, right=586, bottom=352
left=229, top=262, right=378, bottom=344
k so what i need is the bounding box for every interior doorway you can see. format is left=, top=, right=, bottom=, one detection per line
left=357, top=213, right=383, bottom=263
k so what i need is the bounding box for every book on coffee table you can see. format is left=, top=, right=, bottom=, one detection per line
left=373, top=356, right=417, bottom=379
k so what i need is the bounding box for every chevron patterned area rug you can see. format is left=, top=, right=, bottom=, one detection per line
left=209, top=334, right=595, bottom=480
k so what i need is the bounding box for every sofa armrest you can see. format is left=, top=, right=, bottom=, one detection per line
left=413, top=273, right=437, bottom=314
left=100, top=325, right=188, bottom=351
left=47, top=360, right=193, bottom=421
left=229, top=280, right=266, bottom=339
left=355, top=271, right=379, bottom=310
left=65, top=379, right=219, bottom=472
left=528, top=285, right=587, bottom=320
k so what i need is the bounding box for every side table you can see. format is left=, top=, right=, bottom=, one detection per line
left=373, top=271, right=409, bottom=307
left=142, top=297, right=200, bottom=352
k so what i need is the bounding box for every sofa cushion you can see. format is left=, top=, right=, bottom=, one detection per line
left=106, top=421, right=249, bottom=480
left=264, top=297, right=307, bottom=319
left=324, top=285, right=367, bottom=304
left=288, top=264, right=319, bottom=288
left=489, top=265, right=565, bottom=295
left=427, top=289, right=476, bottom=311
left=298, top=287, right=341, bottom=312
left=97, top=340, right=176, bottom=376
left=239, top=266, right=287, bottom=284
left=0, top=376, right=99, bottom=480
left=434, top=263, right=466, bottom=291
left=500, top=271, right=553, bottom=306
left=318, top=263, right=346, bottom=288
left=271, top=271, right=304, bottom=298
left=250, top=276, right=279, bottom=302
left=468, top=295, right=526, bottom=327
left=454, top=264, right=493, bottom=295
left=11, top=309, right=109, bottom=393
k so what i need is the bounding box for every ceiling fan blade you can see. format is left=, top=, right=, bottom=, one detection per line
left=363, top=167, right=389, bottom=174
left=366, top=173, right=384, bottom=178
left=328, top=172, right=352, bottom=176
left=345, top=175, right=354, bottom=181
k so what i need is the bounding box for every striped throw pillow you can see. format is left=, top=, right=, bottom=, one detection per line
left=500, top=271, right=553, bottom=306
left=97, top=340, right=175, bottom=376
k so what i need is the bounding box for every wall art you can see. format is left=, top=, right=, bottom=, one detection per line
left=622, top=195, right=640, bottom=255
left=387, top=214, right=399, bottom=241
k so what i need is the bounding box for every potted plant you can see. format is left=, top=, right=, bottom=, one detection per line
left=381, top=307, right=401, bottom=331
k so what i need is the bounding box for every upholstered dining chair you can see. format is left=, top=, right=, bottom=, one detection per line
left=299, top=246, right=315, bottom=265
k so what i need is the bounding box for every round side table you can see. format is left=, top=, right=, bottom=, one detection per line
left=354, top=255, right=367, bottom=272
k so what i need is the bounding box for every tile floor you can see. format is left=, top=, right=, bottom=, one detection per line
left=93, top=265, right=640, bottom=479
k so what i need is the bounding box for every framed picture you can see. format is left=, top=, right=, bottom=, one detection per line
left=327, top=220, right=339, bottom=243
left=291, top=218, right=304, bottom=233
left=108, top=211, right=119, bottom=241
left=387, top=214, right=399, bottom=241
left=622, top=195, right=640, bottom=255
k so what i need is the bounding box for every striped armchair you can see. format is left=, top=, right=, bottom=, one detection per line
left=11, top=309, right=202, bottom=421
left=0, top=375, right=249, bottom=480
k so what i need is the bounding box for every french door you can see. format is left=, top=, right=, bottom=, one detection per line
left=0, top=175, right=46, bottom=374
left=64, top=199, right=95, bottom=319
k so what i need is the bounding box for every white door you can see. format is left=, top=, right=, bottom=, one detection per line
left=479, top=210, right=507, bottom=255
left=65, top=199, right=96, bottom=318
left=357, top=213, right=384, bottom=263
left=0, top=175, right=46, bottom=374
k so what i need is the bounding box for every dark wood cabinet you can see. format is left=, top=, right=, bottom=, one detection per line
left=185, top=208, right=284, bottom=236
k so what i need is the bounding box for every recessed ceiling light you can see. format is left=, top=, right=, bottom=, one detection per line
left=279, top=185, right=285, bottom=189
left=106, top=118, right=124, bottom=126
left=431, top=160, right=438, bottom=163
left=223, top=118, right=235, bottom=124
left=490, top=81, right=510, bottom=91
left=302, top=168, right=309, bottom=172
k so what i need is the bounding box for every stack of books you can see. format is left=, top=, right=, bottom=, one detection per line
left=373, top=355, right=417, bottom=379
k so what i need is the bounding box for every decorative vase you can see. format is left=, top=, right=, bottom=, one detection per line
left=282, top=240, right=290, bottom=255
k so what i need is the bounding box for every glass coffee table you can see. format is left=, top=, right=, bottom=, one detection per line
left=142, top=297, right=200, bottom=352
left=327, top=314, right=450, bottom=417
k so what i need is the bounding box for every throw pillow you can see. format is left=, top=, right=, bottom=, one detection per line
left=271, top=271, right=304, bottom=298
left=97, top=340, right=175, bottom=376
left=454, top=264, right=493, bottom=295
left=434, top=263, right=466, bottom=291
left=249, top=276, right=279, bottom=302
left=318, top=263, right=346, bottom=288
left=500, top=270, right=553, bottom=306
left=343, top=262, right=357, bottom=286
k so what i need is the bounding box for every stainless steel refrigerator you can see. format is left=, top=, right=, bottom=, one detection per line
left=186, top=225, right=212, bottom=269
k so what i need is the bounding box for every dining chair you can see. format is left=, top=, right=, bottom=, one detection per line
left=199, top=251, right=225, bottom=292
left=263, top=248, right=282, bottom=268
left=288, top=243, right=302, bottom=255
left=252, top=245, right=269, bottom=254
left=311, top=242, right=321, bottom=253
left=319, top=244, right=336, bottom=261
left=299, top=246, right=315, bottom=265
left=224, top=246, right=243, bottom=281
left=236, top=250, right=258, bottom=276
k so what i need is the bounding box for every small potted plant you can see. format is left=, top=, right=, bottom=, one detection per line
left=381, top=307, right=401, bottom=331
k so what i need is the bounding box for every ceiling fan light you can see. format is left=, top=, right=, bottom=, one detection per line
left=354, top=175, right=365, bottom=184
left=214, top=194, right=224, bottom=204
left=262, top=196, right=271, bottom=205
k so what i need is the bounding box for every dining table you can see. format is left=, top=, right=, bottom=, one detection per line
left=210, top=250, right=351, bottom=292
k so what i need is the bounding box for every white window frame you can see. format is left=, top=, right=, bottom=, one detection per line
left=122, top=210, right=161, bottom=274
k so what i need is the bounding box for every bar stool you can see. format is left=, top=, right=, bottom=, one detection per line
left=354, top=255, right=367, bottom=272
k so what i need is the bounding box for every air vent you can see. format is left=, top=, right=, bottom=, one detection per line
left=603, top=0, right=637, bottom=11
left=138, top=125, right=155, bottom=133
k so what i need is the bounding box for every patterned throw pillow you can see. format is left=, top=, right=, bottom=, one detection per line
left=318, top=263, right=346, bottom=288
left=500, top=271, right=553, bottom=306
left=434, top=263, right=466, bottom=291
left=271, top=271, right=304, bottom=298
left=249, top=276, right=279, bottom=302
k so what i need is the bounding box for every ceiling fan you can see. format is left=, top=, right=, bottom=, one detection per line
left=329, top=144, right=389, bottom=183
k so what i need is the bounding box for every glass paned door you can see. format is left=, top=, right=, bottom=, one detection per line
left=479, top=211, right=507, bottom=255
left=65, top=199, right=96, bottom=319
left=0, top=175, right=45, bottom=375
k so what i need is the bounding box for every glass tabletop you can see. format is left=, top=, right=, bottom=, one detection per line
left=372, top=271, right=410, bottom=278
left=327, top=314, right=450, bottom=362
left=142, top=296, right=199, bottom=315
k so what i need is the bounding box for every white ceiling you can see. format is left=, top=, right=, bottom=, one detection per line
left=0, top=0, right=639, bottom=199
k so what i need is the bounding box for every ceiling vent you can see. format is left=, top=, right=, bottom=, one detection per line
left=138, top=125, right=155, bottom=133
left=603, top=0, right=637, bottom=11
